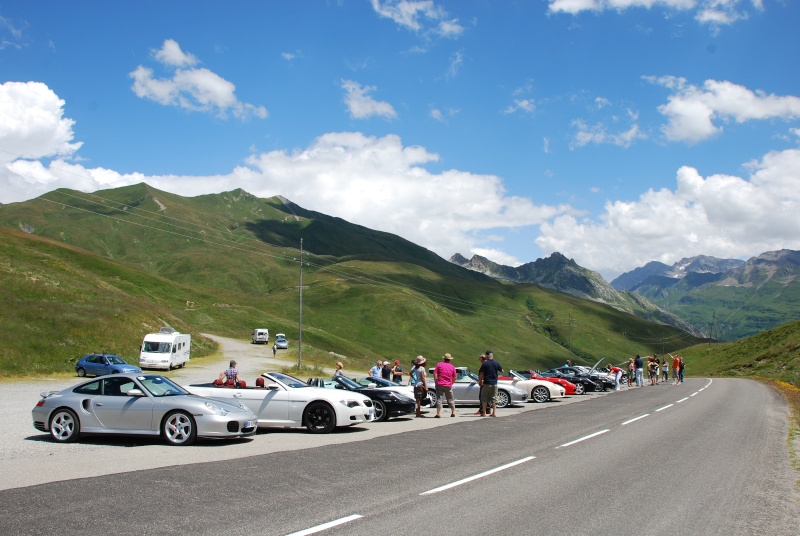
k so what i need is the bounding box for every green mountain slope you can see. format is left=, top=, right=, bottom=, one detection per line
left=0, top=184, right=706, bottom=378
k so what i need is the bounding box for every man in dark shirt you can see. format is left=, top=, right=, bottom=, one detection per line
left=478, top=350, right=503, bottom=417
left=634, top=354, right=644, bottom=387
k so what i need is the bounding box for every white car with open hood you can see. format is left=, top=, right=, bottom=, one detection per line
left=184, top=371, right=374, bottom=434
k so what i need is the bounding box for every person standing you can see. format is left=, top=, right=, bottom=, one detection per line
left=627, top=358, right=635, bottom=387
left=433, top=353, right=457, bottom=418
left=391, top=359, right=403, bottom=384
left=272, top=344, right=277, bottom=357
left=221, top=360, right=241, bottom=386
left=479, top=350, right=503, bottom=417
left=648, top=357, right=658, bottom=386
left=381, top=361, right=392, bottom=380
left=662, top=359, right=669, bottom=383
left=369, top=360, right=382, bottom=378
left=634, top=354, right=644, bottom=387
left=411, top=356, right=427, bottom=417
left=609, top=364, right=623, bottom=391
left=333, top=362, right=344, bottom=377
left=474, top=354, right=487, bottom=415
left=679, top=356, right=685, bottom=383
left=670, top=353, right=681, bottom=385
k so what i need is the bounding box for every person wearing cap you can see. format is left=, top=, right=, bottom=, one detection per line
left=381, top=360, right=392, bottom=380
left=410, top=356, right=428, bottom=417
left=433, top=353, right=457, bottom=418
left=478, top=350, right=503, bottom=417
left=221, top=359, right=242, bottom=387
left=391, top=359, right=403, bottom=383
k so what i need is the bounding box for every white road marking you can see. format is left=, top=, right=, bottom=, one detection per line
left=656, top=404, right=674, bottom=412
left=558, top=429, right=610, bottom=448
left=691, top=392, right=699, bottom=397
left=420, top=456, right=536, bottom=495
left=677, top=397, right=689, bottom=403
left=285, top=514, right=363, bottom=536
left=622, top=414, right=650, bottom=426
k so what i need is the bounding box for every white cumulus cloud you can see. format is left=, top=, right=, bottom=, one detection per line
left=130, top=39, right=267, bottom=120
left=371, top=0, right=464, bottom=38
left=342, top=80, right=398, bottom=120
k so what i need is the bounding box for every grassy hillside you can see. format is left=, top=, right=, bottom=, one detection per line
left=0, top=184, right=707, bottom=379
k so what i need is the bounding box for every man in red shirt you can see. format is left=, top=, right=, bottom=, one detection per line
left=433, top=353, right=457, bottom=418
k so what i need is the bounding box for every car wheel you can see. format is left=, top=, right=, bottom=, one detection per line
left=594, top=381, right=605, bottom=392
left=49, top=408, right=80, bottom=443
left=304, top=402, right=336, bottom=434
left=162, top=411, right=197, bottom=446
left=373, top=400, right=388, bottom=422
left=496, top=390, right=511, bottom=408
left=76, top=368, right=86, bottom=377
left=532, top=386, right=550, bottom=403
left=427, top=389, right=438, bottom=408
left=574, top=383, right=585, bottom=395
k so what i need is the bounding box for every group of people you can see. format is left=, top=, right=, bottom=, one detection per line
left=624, top=352, right=685, bottom=388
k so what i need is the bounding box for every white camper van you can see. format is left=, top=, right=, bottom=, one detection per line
left=251, top=328, right=269, bottom=344
left=139, top=327, right=191, bottom=370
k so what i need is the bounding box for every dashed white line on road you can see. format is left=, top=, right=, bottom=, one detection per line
left=677, top=397, right=689, bottom=403
left=557, top=429, right=610, bottom=448
left=420, top=456, right=536, bottom=495
left=655, top=404, right=674, bottom=412
left=622, top=414, right=650, bottom=426
left=285, top=514, right=364, bottom=536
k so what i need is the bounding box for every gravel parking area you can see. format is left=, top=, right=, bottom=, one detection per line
left=0, top=335, right=598, bottom=491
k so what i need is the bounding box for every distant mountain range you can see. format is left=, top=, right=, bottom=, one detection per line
left=449, top=252, right=703, bottom=336
left=453, top=250, right=800, bottom=342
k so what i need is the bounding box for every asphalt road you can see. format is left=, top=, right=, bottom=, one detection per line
left=2, top=376, right=798, bottom=536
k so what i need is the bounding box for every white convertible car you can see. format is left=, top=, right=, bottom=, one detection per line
left=505, top=370, right=567, bottom=403
left=185, top=372, right=374, bottom=434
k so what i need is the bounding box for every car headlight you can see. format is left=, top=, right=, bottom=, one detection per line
left=204, top=401, right=229, bottom=416
left=340, top=399, right=361, bottom=408
left=389, top=392, right=414, bottom=403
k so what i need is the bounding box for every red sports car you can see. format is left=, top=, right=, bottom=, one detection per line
left=519, top=370, right=578, bottom=395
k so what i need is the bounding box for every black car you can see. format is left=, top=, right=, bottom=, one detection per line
left=548, top=359, right=615, bottom=392
left=307, top=376, right=416, bottom=422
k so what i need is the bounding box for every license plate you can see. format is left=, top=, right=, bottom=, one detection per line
left=244, top=420, right=256, bottom=428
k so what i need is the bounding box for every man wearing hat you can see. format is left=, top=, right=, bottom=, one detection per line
left=411, top=356, right=428, bottom=417
left=433, top=353, right=457, bottom=418
left=221, top=359, right=242, bottom=387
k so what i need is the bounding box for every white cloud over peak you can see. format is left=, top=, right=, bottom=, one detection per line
left=536, top=147, right=800, bottom=278
left=130, top=39, right=268, bottom=120
left=648, top=76, right=800, bottom=143
left=341, top=80, right=398, bottom=120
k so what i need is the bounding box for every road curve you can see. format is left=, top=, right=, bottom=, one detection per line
left=1, top=377, right=798, bottom=536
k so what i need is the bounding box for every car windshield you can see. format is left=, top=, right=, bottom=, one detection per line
left=335, top=376, right=361, bottom=390
left=266, top=372, right=309, bottom=389
left=138, top=375, right=187, bottom=397
left=359, top=376, right=398, bottom=387
left=142, top=341, right=171, bottom=353
left=107, top=356, right=127, bottom=365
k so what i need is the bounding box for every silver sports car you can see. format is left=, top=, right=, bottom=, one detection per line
left=32, top=373, right=258, bottom=446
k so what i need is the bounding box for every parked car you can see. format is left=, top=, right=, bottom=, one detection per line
left=355, top=376, right=433, bottom=407
left=251, top=328, right=269, bottom=344
left=308, top=375, right=416, bottom=422
left=274, top=334, right=288, bottom=349
left=75, top=353, right=142, bottom=377
left=521, top=370, right=578, bottom=395
left=550, top=359, right=614, bottom=391
left=505, top=371, right=566, bottom=403
left=535, top=370, right=595, bottom=395
left=425, top=367, right=528, bottom=408
left=32, top=373, right=257, bottom=446
left=185, top=372, right=374, bottom=433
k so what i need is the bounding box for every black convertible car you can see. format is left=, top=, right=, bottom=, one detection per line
left=307, top=376, right=416, bottom=422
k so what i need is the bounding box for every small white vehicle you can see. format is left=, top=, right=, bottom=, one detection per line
left=139, top=328, right=191, bottom=370
left=274, top=333, right=288, bottom=349
left=251, top=328, right=269, bottom=344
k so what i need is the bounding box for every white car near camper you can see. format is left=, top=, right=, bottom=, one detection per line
left=251, top=328, right=269, bottom=344
left=139, top=328, right=191, bottom=370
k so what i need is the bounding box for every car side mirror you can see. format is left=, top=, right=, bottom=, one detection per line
left=367, top=383, right=377, bottom=388
left=126, top=389, right=145, bottom=397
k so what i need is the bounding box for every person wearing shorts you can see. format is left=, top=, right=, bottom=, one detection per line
left=478, top=350, right=503, bottom=417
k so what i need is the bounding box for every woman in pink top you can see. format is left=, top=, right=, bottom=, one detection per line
left=433, top=353, right=457, bottom=418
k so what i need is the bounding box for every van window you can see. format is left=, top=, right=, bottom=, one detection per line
left=143, top=341, right=171, bottom=353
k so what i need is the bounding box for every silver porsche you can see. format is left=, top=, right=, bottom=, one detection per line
left=32, top=373, right=257, bottom=446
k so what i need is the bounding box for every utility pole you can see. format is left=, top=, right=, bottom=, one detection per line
left=298, top=238, right=303, bottom=368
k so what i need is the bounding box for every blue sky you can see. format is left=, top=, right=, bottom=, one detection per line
left=1, top=1, right=798, bottom=280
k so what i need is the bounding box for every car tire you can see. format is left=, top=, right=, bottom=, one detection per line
left=162, top=411, right=197, bottom=446
left=76, top=368, right=86, bottom=377
left=574, top=383, right=585, bottom=395
left=304, top=402, right=336, bottom=434
left=496, top=390, right=511, bottom=408
left=594, top=381, right=605, bottom=392
left=49, top=408, right=80, bottom=443
left=427, top=389, right=438, bottom=408
left=531, top=386, right=550, bottom=403
left=373, top=400, right=388, bottom=422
